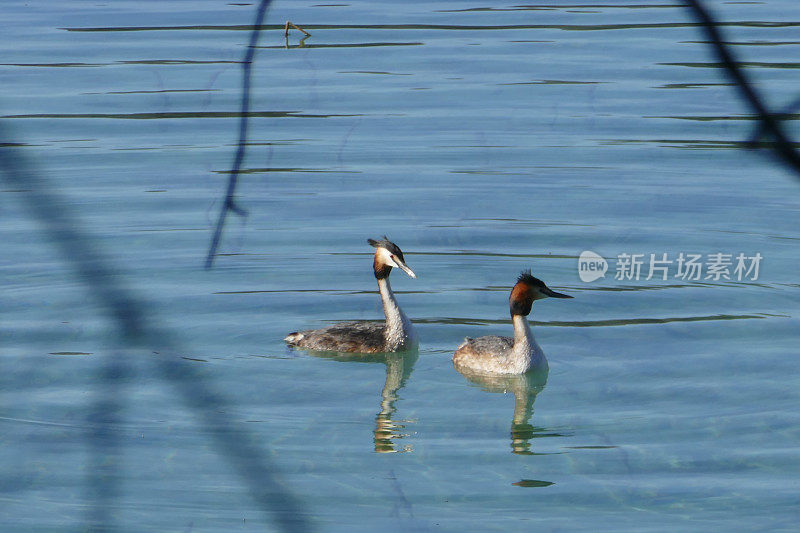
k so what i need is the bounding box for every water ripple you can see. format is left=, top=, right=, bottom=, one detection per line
left=416, top=313, right=778, bottom=327
left=62, top=21, right=800, bottom=33
left=2, top=111, right=361, bottom=120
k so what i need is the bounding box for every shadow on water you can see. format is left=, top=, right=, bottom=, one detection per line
left=454, top=366, right=556, bottom=456
left=0, top=126, right=311, bottom=531
left=300, top=348, right=419, bottom=454
left=0, top=1, right=316, bottom=529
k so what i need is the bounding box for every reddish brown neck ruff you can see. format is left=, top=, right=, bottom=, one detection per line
left=374, top=255, right=392, bottom=279
left=509, top=281, right=533, bottom=317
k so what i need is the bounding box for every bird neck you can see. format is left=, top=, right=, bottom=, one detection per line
left=378, top=277, right=415, bottom=348
left=510, top=313, right=546, bottom=372
left=511, top=313, right=534, bottom=348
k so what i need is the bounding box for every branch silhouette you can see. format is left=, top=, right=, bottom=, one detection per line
left=683, top=0, right=800, bottom=176
left=205, top=0, right=273, bottom=269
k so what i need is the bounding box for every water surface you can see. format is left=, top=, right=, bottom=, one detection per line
left=2, top=1, right=800, bottom=531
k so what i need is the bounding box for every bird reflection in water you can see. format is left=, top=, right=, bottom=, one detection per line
left=455, top=366, right=551, bottom=455
left=308, top=349, right=418, bottom=453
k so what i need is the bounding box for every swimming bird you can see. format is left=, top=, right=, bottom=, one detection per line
left=453, top=270, right=572, bottom=375
left=284, top=237, right=417, bottom=353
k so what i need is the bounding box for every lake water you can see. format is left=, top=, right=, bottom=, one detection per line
left=2, top=0, right=800, bottom=531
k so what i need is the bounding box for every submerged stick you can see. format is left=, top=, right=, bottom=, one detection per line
left=284, top=21, right=311, bottom=37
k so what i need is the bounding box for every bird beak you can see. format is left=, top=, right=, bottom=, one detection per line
left=541, top=286, right=572, bottom=299
left=394, top=259, right=417, bottom=279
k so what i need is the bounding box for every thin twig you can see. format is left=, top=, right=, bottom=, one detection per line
left=205, top=0, right=272, bottom=269
left=683, top=0, right=800, bottom=176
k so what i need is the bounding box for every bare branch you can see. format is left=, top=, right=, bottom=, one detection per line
left=205, top=0, right=272, bottom=269
left=683, top=0, right=800, bottom=176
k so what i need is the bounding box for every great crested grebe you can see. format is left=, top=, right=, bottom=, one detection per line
left=284, top=237, right=417, bottom=353
left=453, top=270, right=572, bottom=375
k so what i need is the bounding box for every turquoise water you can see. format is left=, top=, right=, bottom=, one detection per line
left=2, top=1, right=800, bottom=530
